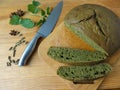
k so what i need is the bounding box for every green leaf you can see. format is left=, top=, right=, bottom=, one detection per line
left=46, top=7, right=51, bottom=15
left=36, top=19, right=43, bottom=26
left=36, top=17, right=46, bottom=26
left=9, top=15, right=20, bottom=25
left=20, top=18, right=34, bottom=28
left=40, top=9, right=45, bottom=16
left=28, top=4, right=39, bottom=14
left=32, top=0, right=40, bottom=6
left=42, top=17, right=46, bottom=23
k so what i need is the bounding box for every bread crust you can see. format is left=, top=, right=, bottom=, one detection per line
left=64, top=4, right=120, bottom=55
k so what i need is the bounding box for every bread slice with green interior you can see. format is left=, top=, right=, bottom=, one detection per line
left=47, top=46, right=107, bottom=65
left=57, top=63, right=112, bottom=82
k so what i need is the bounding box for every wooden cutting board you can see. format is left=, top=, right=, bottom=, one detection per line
left=1, top=0, right=120, bottom=90
left=38, top=22, right=120, bottom=90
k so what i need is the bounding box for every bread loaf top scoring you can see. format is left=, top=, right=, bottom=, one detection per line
left=64, top=4, right=120, bottom=55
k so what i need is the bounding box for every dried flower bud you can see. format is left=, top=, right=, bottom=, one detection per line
left=9, top=30, right=20, bottom=36
left=10, top=9, right=25, bottom=18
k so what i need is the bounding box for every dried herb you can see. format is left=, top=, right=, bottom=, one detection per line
left=7, top=56, right=12, bottom=66
left=9, top=30, right=20, bottom=36
left=12, top=60, right=16, bottom=63
left=13, top=50, right=16, bottom=57
left=7, top=62, right=11, bottom=66
left=25, top=41, right=29, bottom=45
left=10, top=9, right=25, bottom=18
left=16, top=9, right=25, bottom=17
left=8, top=56, right=11, bottom=60
left=9, top=47, right=13, bottom=51
left=15, top=59, right=20, bottom=65
left=7, top=31, right=29, bottom=66
left=19, top=33, right=23, bottom=37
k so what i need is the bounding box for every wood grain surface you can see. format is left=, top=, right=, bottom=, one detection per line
left=0, top=0, right=120, bottom=90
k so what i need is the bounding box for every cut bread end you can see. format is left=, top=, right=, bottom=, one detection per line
left=64, top=22, right=108, bottom=55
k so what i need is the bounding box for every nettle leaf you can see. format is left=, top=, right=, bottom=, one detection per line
left=32, top=0, right=40, bottom=6
left=9, top=15, right=21, bottom=25
left=46, top=7, right=51, bottom=15
left=20, top=18, right=34, bottom=28
left=36, top=19, right=43, bottom=26
left=42, top=17, right=46, bottom=23
left=40, top=9, right=45, bottom=16
left=36, top=17, right=46, bottom=26
left=28, top=4, right=39, bottom=14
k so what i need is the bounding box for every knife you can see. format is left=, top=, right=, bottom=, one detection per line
left=18, top=1, right=63, bottom=66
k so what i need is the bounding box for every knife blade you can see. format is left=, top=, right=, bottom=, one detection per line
left=18, top=1, right=63, bottom=66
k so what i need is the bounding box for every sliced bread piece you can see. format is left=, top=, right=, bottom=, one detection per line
left=57, top=63, right=112, bottom=82
left=47, top=46, right=107, bottom=65
left=64, top=4, right=120, bottom=55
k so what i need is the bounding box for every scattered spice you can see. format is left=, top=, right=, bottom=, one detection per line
left=13, top=50, right=16, bottom=57
left=8, top=56, right=11, bottom=60
left=25, top=41, right=29, bottom=45
left=7, top=31, right=29, bottom=66
left=7, top=62, right=11, bottom=66
left=12, top=60, right=16, bottom=63
left=9, top=30, right=20, bottom=36
left=22, top=40, right=26, bottom=43
left=21, top=37, right=25, bottom=40
left=9, top=59, right=12, bottom=63
left=13, top=45, right=17, bottom=50
left=19, top=33, right=23, bottom=37
left=15, top=59, right=20, bottom=65
left=16, top=9, right=25, bottom=17
left=9, top=47, right=12, bottom=50
left=10, top=9, right=25, bottom=18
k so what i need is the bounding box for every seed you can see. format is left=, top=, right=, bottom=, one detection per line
left=17, top=31, right=20, bottom=35
left=9, top=47, right=13, bottom=51
left=13, top=50, right=16, bottom=57
left=19, top=33, right=23, bottom=37
left=25, top=41, right=29, bottom=44
left=13, top=45, right=17, bottom=50
left=21, top=37, right=25, bottom=40
left=15, top=42, right=19, bottom=45
left=8, top=56, right=11, bottom=60
left=22, top=40, right=26, bottom=43
left=15, top=59, right=19, bottom=65
left=8, top=56, right=12, bottom=63
left=9, top=59, right=12, bottom=63
left=9, top=30, right=19, bottom=36
left=7, top=62, right=11, bottom=66
left=12, top=60, right=16, bottom=63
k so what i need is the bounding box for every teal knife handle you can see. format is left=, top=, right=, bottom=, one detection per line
left=18, top=35, right=39, bottom=66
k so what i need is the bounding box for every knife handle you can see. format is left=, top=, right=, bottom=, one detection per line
left=18, top=36, right=39, bottom=66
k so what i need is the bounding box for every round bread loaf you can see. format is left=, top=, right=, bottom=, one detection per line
left=64, top=4, right=120, bottom=55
